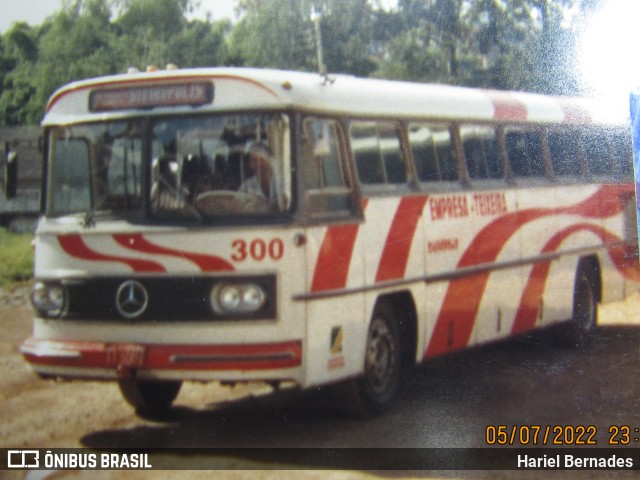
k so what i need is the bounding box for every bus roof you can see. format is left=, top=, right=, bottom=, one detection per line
left=42, top=67, right=628, bottom=127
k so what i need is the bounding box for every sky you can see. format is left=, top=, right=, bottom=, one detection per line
left=0, top=0, right=237, bottom=33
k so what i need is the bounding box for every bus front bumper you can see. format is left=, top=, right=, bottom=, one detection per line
left=20, top=337, right=303, bottom=381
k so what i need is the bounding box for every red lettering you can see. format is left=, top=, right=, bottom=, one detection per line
left=231, top=238, right=285, bottom=262
left=473, top=192, right=508, bottom=217
left=429, top=195, right=469, bottom=221
left=250, top=239, right=267, bottom=260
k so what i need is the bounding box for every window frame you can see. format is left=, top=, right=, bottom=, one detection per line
left=300, top=115, right=358, bottom=220
left=348, top=119, right=412, bottom=193
left=407, top=121, right=463, bottom=188
left=503, top=126, right=552, bottom=183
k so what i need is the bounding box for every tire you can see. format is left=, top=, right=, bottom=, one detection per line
left=118, top=378, right=182, bottom=413
left=344, top=302, right=402, bottom=417
left=561, top=262, right=598, bottom=348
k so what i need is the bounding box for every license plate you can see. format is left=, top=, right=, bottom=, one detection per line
left=105, top=343, right=146, bottom=367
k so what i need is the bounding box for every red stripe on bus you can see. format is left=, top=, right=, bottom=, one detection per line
left=376, top=195, right=428, bottom=283
left=488, top=92, right=528, bottom=121
left=560, top=100, right=592, bottom=124
left=148, top=341, right=302, bottom=371
left=58, top=234, right=166, bottom=272
left=113, top=234, right=235, bottom=272
left=22, top=338, right=302, bottom=372
left=512, top=224, right=609, bottom=334
left=425, top=185, right=633, bottom=357
left=310, top=200, right=368, bottom=292
left=513, top=224, right=639, bottom=334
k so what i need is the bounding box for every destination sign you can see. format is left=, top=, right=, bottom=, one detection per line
left=89, top=82, right=213, bottom=112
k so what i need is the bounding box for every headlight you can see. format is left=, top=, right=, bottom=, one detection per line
left=31, top=282, right=66, bottom=317
left=210, top=283, right=266, bottom=315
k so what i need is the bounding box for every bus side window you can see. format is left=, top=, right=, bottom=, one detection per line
left=506, top=130, right=545, bottom=178
left=302, top=118, right=346, bottom=189
left=548, top=130, right=582, bottom=177
left=302, top=117, right=353, bottom=216
left=409, top=123, right=458, bottom=182
left=350, top=121, right=406, bottom=185
left=461, top=125, right=502, bottom=180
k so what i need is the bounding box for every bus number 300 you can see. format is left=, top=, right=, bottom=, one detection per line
left=231, top=238, right=284, bottom=262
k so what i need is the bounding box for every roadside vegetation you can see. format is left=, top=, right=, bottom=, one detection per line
left=0, top=228, right=33, bottom=288
left=0, top=0, right=606, bottom=127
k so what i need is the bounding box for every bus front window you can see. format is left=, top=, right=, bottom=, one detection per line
left=151, top=113, right=291, bottom=218
left=48, top=121, right=143, bottom=217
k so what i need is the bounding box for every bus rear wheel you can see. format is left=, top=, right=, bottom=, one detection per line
left=345, top=302, right=401, bottom=417
left=118, top=378, right=182, bottom=413
left=560, top=261, right=598, bottom=348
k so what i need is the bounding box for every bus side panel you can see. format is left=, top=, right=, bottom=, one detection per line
left=303, top=296, right=365, bottom=388
left=423, top=189, right=523, bottom=354
left=513, top=184, right=584, bottom=333
left=302, top=223, right=366, bottom=388
left=534, top=252, right=579, bottom=327
left=471, top=189, right=523, bottom=346
left=599, top=182, right=639, bottom=303
left=360, top=196, right=428, bottom=363
left=422, top=191, right=477, bottom=356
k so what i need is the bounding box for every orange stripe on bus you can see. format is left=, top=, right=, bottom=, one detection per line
left=425, top=185, right=633, bottom=357
left=113, top=234, right=235, bottom=272
left=376, top=195, right=428, bottom=283
left=488, top=91, right=528, bottom=121
left=311, top=200, right=368, bottom=292
left=58, top=234, right=166, bottom=272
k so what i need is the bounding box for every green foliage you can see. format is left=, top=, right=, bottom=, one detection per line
left=0, top=0, right=593, bottom=127
left=231, top=0, right=316, bottom=70
left=167, top=19, right=232, bottom=68
left=0, top=229, right=33, bottom=287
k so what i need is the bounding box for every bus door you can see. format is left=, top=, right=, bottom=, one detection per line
left=300, top=117, right=366, bottom=387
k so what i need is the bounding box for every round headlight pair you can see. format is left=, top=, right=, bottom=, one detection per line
left=210, top=283, right=266, bottom=315
left=31, top=282, right=66, bottom=317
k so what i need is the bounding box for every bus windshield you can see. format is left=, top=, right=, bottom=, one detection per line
left=47, top=113, right=292, bottom=220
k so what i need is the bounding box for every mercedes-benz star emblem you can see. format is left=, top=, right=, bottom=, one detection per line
left=115, top=280, right=149, bottom=319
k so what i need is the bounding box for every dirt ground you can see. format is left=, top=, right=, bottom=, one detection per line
left=3, top=284, right=640, bottom=479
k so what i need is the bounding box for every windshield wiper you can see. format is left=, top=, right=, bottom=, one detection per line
left=82, top=176, right=126, bottom=228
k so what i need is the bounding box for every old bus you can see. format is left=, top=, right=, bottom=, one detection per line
left=21, top=67, right=639, bottom=415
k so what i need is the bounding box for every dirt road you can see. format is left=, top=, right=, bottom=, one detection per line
left=3, top=285, right=640, bottom=479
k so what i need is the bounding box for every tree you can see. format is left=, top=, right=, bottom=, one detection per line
left=315, top=0, right=377, bottom=76
left=374, top=0, right=469, bottom=83
left=459, top=0, right=581, bottom=93
left=230, top=0, right=376, bottom=76
left=114, top=0, right=189, bottom=68
left=22, top=0, right=120, bottom=123
left=0, top=0, right=604, bottom=126
left=0, top=23, right=40, bottom=125
left=230, top=0, right=316, bottom=70
left=166, top=19, right=232, bottom=68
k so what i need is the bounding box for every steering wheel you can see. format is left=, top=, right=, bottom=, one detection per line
left=195, top=190, right=268, bottom=213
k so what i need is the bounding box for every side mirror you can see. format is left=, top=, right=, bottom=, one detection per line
left=4, top=146, right=18, bottom=200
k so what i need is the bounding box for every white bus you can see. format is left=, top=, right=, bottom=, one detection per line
left=22, top=67, right=639, bottom=415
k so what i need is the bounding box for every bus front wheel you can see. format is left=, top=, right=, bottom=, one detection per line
left=118, top=378, right=182, bottom=413
left=345, top=302, right=402, bottom=417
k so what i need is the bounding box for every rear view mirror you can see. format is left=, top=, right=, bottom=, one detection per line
left=4, top=143, right=18, bottom=199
